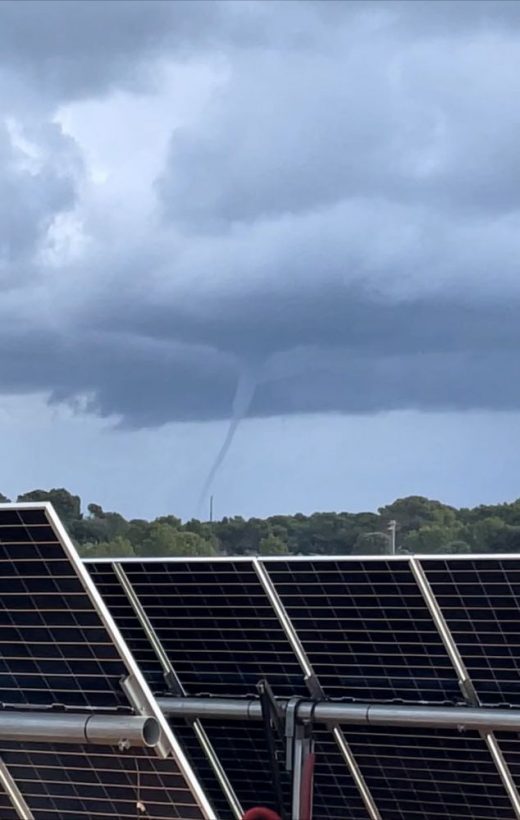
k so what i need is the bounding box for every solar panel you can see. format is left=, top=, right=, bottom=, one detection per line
left=0, top=504, right=213, bottom=819
left=345, top=726, right=514, bottom=820
left=90, top=560, right=306, bottom=698
left=422, top=558, right=520, bottom=707
left=263, top=558, right=460, bottom=704
left=89, top=558, right=310, bottom=817
left=85, top=553, right=520, bottom=820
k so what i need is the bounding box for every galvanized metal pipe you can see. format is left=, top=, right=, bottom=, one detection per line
left=0, top=712, right=160, bottom=748
left=157, top=697, right=520, bottom=733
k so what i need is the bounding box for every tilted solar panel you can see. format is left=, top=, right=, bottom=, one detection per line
left=86, top=554, right=520, bottom=820
left=422, top=558, right=520, bottom=707
left=0, top=504, right=213, bottom=820
left=89, top=558, right=310, bottom=817
left=263, top=558, right=460, bottom=704
left=90, top=560, right=306, bottom=698
left=345, top=726, right=514, bottom=820
left=0, top=742, right=204, bottom=820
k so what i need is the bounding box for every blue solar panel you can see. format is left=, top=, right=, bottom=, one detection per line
left=86, top=554, right=520, bottom=819
left=0, top=507, right=128, bottom=710
left=345, top=726, right=514, bottom=819
left=0, top=506, right=210, bottom=819
left=422, top=558, right=520, bottom=706
left=310, top=728, right=370, bottom=820
left=0, top=742, right=203, bottom=820
left=264, top=558, right=460, bottom=704
left=92, top=560, right=306, bottom=698
left=195, top=720, right=292, bottom=817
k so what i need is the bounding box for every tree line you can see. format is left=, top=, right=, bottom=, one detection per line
left=3, top=489, right=520, bottom=557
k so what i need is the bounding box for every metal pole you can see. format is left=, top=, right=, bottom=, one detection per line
left=388, top=520, right=397, bottom=555
left=0, top=712, right=159, bottom=748
left=156, top=697, right=520, bottom=733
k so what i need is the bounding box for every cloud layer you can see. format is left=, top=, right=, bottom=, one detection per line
left=2, top=0, right=520, bottom=426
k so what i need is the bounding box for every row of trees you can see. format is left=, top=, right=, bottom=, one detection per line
left=4, top=489, right=520, bottom=557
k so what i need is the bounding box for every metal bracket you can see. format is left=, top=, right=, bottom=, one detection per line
left=285, top=699, right=314, bottom=820
left=258, top=680, right=287, bottom=819
left=121, top=674, right=170, bottom=758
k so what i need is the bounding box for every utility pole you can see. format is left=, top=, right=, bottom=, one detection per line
left=209, top=495, right=214, bottom=523
left=388, top=520, right=397, bottom=555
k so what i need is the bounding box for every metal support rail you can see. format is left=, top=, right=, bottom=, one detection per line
left=157, top=696, right=520, bottom=733
left=0, top=712, right=159, bottom=748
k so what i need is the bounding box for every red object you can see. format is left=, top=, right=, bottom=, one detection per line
left=300, top=751, right=316, bottom=820
left=242, top=809, right=281, bottom=820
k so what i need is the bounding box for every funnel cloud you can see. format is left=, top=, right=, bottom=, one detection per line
left=1, top=0, right=520, bottom=516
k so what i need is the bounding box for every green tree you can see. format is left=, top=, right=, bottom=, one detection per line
left=0, top=493, right=10, bottom=503
left=154, top=515, right=182, bottom=530
left=402, top=524, right=459, bottom=554
left=352, top=532, right=390, bottom=555
left=259, top=533, right=289, bottom=555
left=18, top=488, right=81, bottom=523
left=379, top=496, right=457, bottom=537
left=80, top=536, right=135, bottom=558
left=126, top=519, right=151, bottom=548
left=137, top=523, right=216, bottom=557
left=442, top=540, right=471, bottom=554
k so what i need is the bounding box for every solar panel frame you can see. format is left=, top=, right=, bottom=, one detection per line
left=86, top=553, right=520, bottom=820
left=0, top=503, right=214, bottom=820
left=102, top=558, right=307, bottom=699
left=88, top=556, right=382, bottom=819
left=262, top=557, right=461, bottom=704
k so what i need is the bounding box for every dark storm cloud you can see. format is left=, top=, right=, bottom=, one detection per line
left=0, top=120, right=80, bottom=282
left=2, top=0, right=520, bottom=425
left=0, top=0, right=215, bottom=101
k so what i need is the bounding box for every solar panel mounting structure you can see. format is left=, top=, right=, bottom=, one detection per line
left=0, top=503, right=215, bottom=820
left=86, top=553, right=520, bottom=820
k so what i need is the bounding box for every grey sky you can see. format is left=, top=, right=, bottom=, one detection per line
left=1, top=0, right=519, bottom=518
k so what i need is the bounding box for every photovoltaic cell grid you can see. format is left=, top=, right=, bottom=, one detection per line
left=85, top=554, right=520, bottom=820
left=0, top=742, right=203, bottom=820
left=422, top=558, right=520, bottom=707
left=192, top=720, right=292, bottom=818
left=310, top=728, right=371, bottom=820
left=88, top=564, right=235, bottom=817
left=169, top=720, right=236, bottom=820
left=89, top=559, right=309, bottom=816
left=88, top=562, right=166, bottom=694
left=0, top=785, right=19, bottom=820
left=0, top=507, right=128, bottom=710
left=346, top=726, right=515, bottom=820
left=103, top=560, right=306, bottom=699
left=0, top=507, right=208, bottom=820
left=91, top=556, right=380, bottom=818
left=494, top=733, right=520, bottom=805
left=264, top=559, right=460, bottom=704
